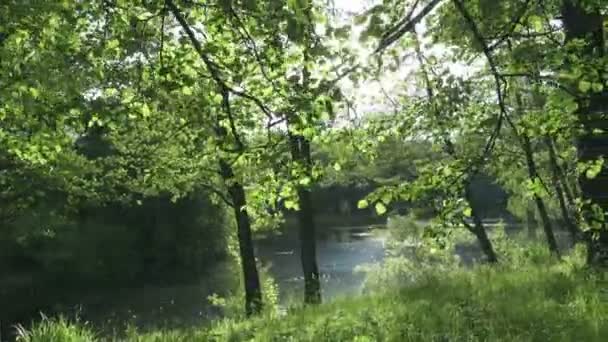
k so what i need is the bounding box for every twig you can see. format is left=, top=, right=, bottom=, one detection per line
left=375, top=0, right=444, bottom=54
left=166, top=0, right=275, bottom=119
left=159, top=2, right=166, bottom=70
left=486, top=0, right=534, bottom=51
left=453, top=0, right=510, bottom=163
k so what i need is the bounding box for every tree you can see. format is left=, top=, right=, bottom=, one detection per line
left=561, top=0, right=608, bottom=265
left=358, top=0, right=607, bottom=264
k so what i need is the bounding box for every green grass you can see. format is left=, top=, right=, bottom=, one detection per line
left=18, top=244, right=608, bottom=341
left=15, top=316, right=97, bottom=342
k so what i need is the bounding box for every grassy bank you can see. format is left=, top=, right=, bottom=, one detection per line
left=16, top=245, right=608, bottom=342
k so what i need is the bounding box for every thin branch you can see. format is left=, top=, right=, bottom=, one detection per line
left=453, top=0, right=509, bottom=162
left=222, top=89, right=244, bottom=150
left=375, top=0, right=445, bottom=54
left=413, top=29, right=456, bottom=156
left=486, top=0, right=534, bottom=51
left=308, top=1, right=444, bottom=96
left=227, top=5, right=284, bottom=96
left=199, top=182, right=233, bottom=206
left=499, top=72, right=583, bottom=99
left=159, top=2, right=166, bottom=70
left=166, top=0, right=275, bottom=119
left=376, top=78, right=400, bottom=115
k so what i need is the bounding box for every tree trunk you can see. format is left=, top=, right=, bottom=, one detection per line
left=522, top=135, right=560, bottom=256
left=289, top=5, right=322, bottom=302
left=219, top=160, right=263, bottom=315
left=547, top=137, right=577, bottom=206
left=512, top=85, right=560, bottom=255
left=465, top=184, right=498, bottom=263
left=546, top=136, right=581, bottom=243
left=166, top=0, right=264, bottom=314
left=526, top=200, right=537, bottom=239
left=289, top=133, right=322, bottom=304
left=413, top=30, right=498, bottom=263
left=562, top=0, right=608, bottom=265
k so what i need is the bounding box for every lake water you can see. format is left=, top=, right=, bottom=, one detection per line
left=1, top=223, right=387, bottom=340
left=256, top=225, right=387, bottom=304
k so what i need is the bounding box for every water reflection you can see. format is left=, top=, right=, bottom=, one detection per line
left=256, top=225, right=387, bottom=303
left=4, top=223, right=386, bottom=340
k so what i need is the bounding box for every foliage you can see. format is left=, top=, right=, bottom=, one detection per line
left=207, top=264, right=281, bottom=320
left=3, top=0, right=608, bottom=337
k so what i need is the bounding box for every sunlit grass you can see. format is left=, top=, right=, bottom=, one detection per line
left=15, top=315, right=96, bottom=342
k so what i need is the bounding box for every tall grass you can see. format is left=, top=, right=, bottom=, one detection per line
left=194, top=241, right=606, bottom=341
left=15, top=316, right=96, bottom=342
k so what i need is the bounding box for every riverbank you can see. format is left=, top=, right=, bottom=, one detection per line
left=16, top=245, right=608, bottom=341
left=2, top=221, right=388, bottom=341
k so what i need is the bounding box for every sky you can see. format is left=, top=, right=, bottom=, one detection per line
left=325, top=0, right=471, bottom=121
left=328, top=0, right=422, bottom=119
left=333, top=0, right=374, bottom=13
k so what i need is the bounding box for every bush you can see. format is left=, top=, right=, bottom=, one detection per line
left=207, top=264, right=281, bottom=320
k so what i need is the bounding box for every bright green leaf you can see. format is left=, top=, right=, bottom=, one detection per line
left=357, top=199, right=369, bottom=209
left=375, top=202, right=387, bottom=215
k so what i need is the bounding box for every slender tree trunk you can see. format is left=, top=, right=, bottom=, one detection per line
left=546, top=136, right=581, bottom=243
left=526, top=200, right=537, bottom=239
left=289, top=132, right=322, bottom=304
left=547, top=137, right=577, bottom=206
left=464, top=184, right=498, bottom=263
left=413, top=30, right=498, bottom=262
left=512, top=86, right=560, bottom=255
left=562, top=0, right=608, bottom=265
left=166, top=0, right=264, bottom=314
left=289, top=6, right=323, bottom=303
left=521, top=135, right=561, bottom=255
left=219, top=160, right=263, bottom=315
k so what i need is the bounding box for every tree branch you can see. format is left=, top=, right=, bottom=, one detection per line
left=166, top=0, right=275, bottom=119
left=486, top=0, right=534, bottom=51
left=453, top=0, right=510, bottom=162
left=375, top=0, right=445, bottom=54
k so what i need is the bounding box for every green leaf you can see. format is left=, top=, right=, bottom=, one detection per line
left=28, top=87, right=40, bottom=98
left=592, top=83, right=604, bottom=92
left=463, top=207, right=472, bottom=217
left=375, top=202, right=387, bottom=215
left=333, top=162, right=342, bottom=171
left=181, top=86, right=193, bottom=95
left=528, top=15, right=543, bottom=31
left=586, top=159, right=604, bottom=179
left=285, top=200, right=297, bottom=210
left=578, top=80, right=592, bottom=93
left=107, top=39, right=119, bottom=50
left=141, top=103, right=151, bottom=117
left=357, top=199, right=369, bottom=209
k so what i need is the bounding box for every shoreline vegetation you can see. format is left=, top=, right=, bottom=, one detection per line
left=15, top=236, right=608, bottom=342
